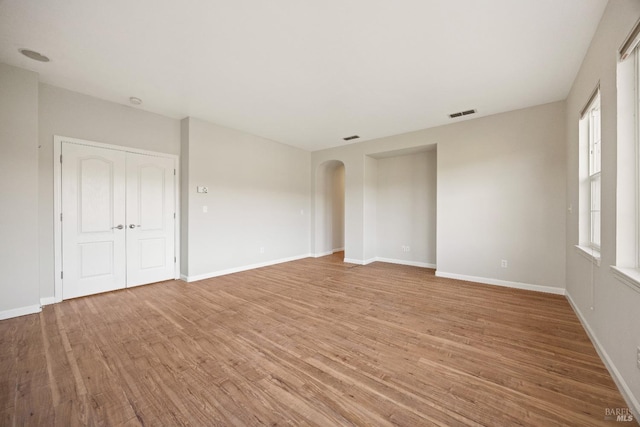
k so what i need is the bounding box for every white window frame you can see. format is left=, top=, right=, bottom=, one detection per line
left=611, top=19, right=640, bottom=292
left=586, top=91, right=602, bottom=251
left=635, top=49, right=640, bottom=267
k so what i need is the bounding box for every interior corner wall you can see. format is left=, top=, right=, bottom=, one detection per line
left=180, top=118, right=190, bottom=277
left=376, top=150, right=437, bottom=266
left=181, top=117, right=311, bottom=280
left=37, top=84, right=181, bottom=301
left=314, top=160, right=344, bottom=256
left=363, top=155, right=378, bottom=263
left=0, top=63, right=40, bottom=317
left=565, top=0, right=640, bottom=414
left=331, top=164, right=345, bottom=251
left=311, top=147, right=366, bottom=262
left=437, top=102, right=566, bottom=290
left=312, top=101, right=565, bottom=288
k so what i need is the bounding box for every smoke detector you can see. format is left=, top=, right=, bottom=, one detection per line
left=19, top=49, right=49, bottom=62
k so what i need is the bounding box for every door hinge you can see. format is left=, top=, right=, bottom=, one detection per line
left=60, top=213, right=63, bottom=221
left=61, top=271, right=63, bottom=279
left=174, top=256, right=176, bottom=263
left=174, top=169, right=176, bottom=176
left=60, top=154, right=62, bottom=163
left=173, top=213, right=176, bottom=219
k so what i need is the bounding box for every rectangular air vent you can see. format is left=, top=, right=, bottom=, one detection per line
left=449, top=109, right=476, bottom=119
left=343, top=135, right=360, bottom=141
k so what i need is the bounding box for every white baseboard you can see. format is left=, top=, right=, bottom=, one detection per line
left=435, top=271, right=566, bottom=295
left=183, top=253, right=311, bottom=283
left=375, top=257, right=436, bottom=269
left=566, top=292, right=640, bottom=419
left=314, top=251, right=333, bottom=258
left=343, top=257, right=436, bottom=269
left=313, top=249, right=344, bottom=258
left=0, top=304, right=42, bottom=320
left=40, top=297, right=57, bottom=306
left=179, top=274, right=188, bottom=282
left=343, top=257, right=376, bottom=265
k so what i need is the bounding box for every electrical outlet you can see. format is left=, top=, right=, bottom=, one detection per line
left=401, top=245, right=410, bottom=252
left=260, top=247, right=265, bottom=254
left=501, top=259, right=508, bottom=268
left=197, top=186, right=208, bottom=193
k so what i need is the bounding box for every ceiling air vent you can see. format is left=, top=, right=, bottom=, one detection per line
left=449, top=109, right=476, bottom=119
left=343, top=135, right=360, bottom=141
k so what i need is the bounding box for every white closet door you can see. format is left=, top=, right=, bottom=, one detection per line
left=62, top=143, right=127, bottom=299
left=125, top=153, right=175, bottom=287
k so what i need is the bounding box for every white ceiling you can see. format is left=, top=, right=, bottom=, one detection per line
left=0, top=0, right=607, bottom=151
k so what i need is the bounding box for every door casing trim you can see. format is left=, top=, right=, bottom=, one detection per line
left=53, top=135, right=181, bottom=303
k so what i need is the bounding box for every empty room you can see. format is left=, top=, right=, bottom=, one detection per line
left=1, top=0, right=640, bottom=425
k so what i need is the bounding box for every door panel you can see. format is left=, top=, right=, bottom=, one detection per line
left=126, top=153, right=175, bottom=287
left=79, top=241, right=114, bottom=277
left=62, top=142, right=176, bottom=299
left=62, top=143, right=126, bottom=299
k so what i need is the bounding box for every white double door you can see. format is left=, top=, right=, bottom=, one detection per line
left=61, top=142, right=176, bottom=299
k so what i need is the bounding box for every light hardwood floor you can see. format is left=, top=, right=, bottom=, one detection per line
left=0, top=253, right=631, bottom=426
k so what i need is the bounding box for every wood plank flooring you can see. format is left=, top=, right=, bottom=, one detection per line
left=0, top=253, right=631, bottom=426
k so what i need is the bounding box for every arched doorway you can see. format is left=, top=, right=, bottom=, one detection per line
left=315, top=160, right=345, bottom=256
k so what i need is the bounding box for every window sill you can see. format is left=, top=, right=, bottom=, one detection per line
left=574, top=245, right=601, bottom=266
left=610, top=266, right=640, bottom=294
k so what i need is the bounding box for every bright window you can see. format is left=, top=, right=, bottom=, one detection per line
left=585, top=92, right=601, bottom=250
left=611, top=17, right=640, bottom=290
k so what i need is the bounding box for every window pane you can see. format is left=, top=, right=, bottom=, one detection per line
left=590, top=172, right=601, bottom=249
left=582, top=89, right=601, bottom=250
left=590, top=174, right=601, bottom=211
left=593, top=138, right=601, bottom=174
left=589, top=108, right=601, bottom=175
left=591, top=211, right=601, bottom=248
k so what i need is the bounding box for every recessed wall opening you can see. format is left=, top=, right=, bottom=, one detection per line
left=315, top=160, right=345, bottom=256
left=372, top=145, right=437, bottom=268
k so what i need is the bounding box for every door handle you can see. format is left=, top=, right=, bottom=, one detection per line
left=129, top=224, right=141, bottom=229
left=112, top=224, right=124, bottom=230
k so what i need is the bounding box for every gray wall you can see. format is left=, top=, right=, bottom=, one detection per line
left=311, top=101, right=566, bottom=292
left=38, top=84, right=181, bottom=300
left=181, top=117, right=310, bottom=279
left=0, top=63, right=40, bottom=317
left=314, top=160, right=344, bottom=255
left=331, top=164, right=345, bottom=251
left=363, top=155, right=378, bottom=263
left=180, top=118, right=190, bottom=275
left=437, top=102, right=566, bottom=289
left=376, top=150, right=437, bottom=266
left=565, top=0, right=640, bottom=413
